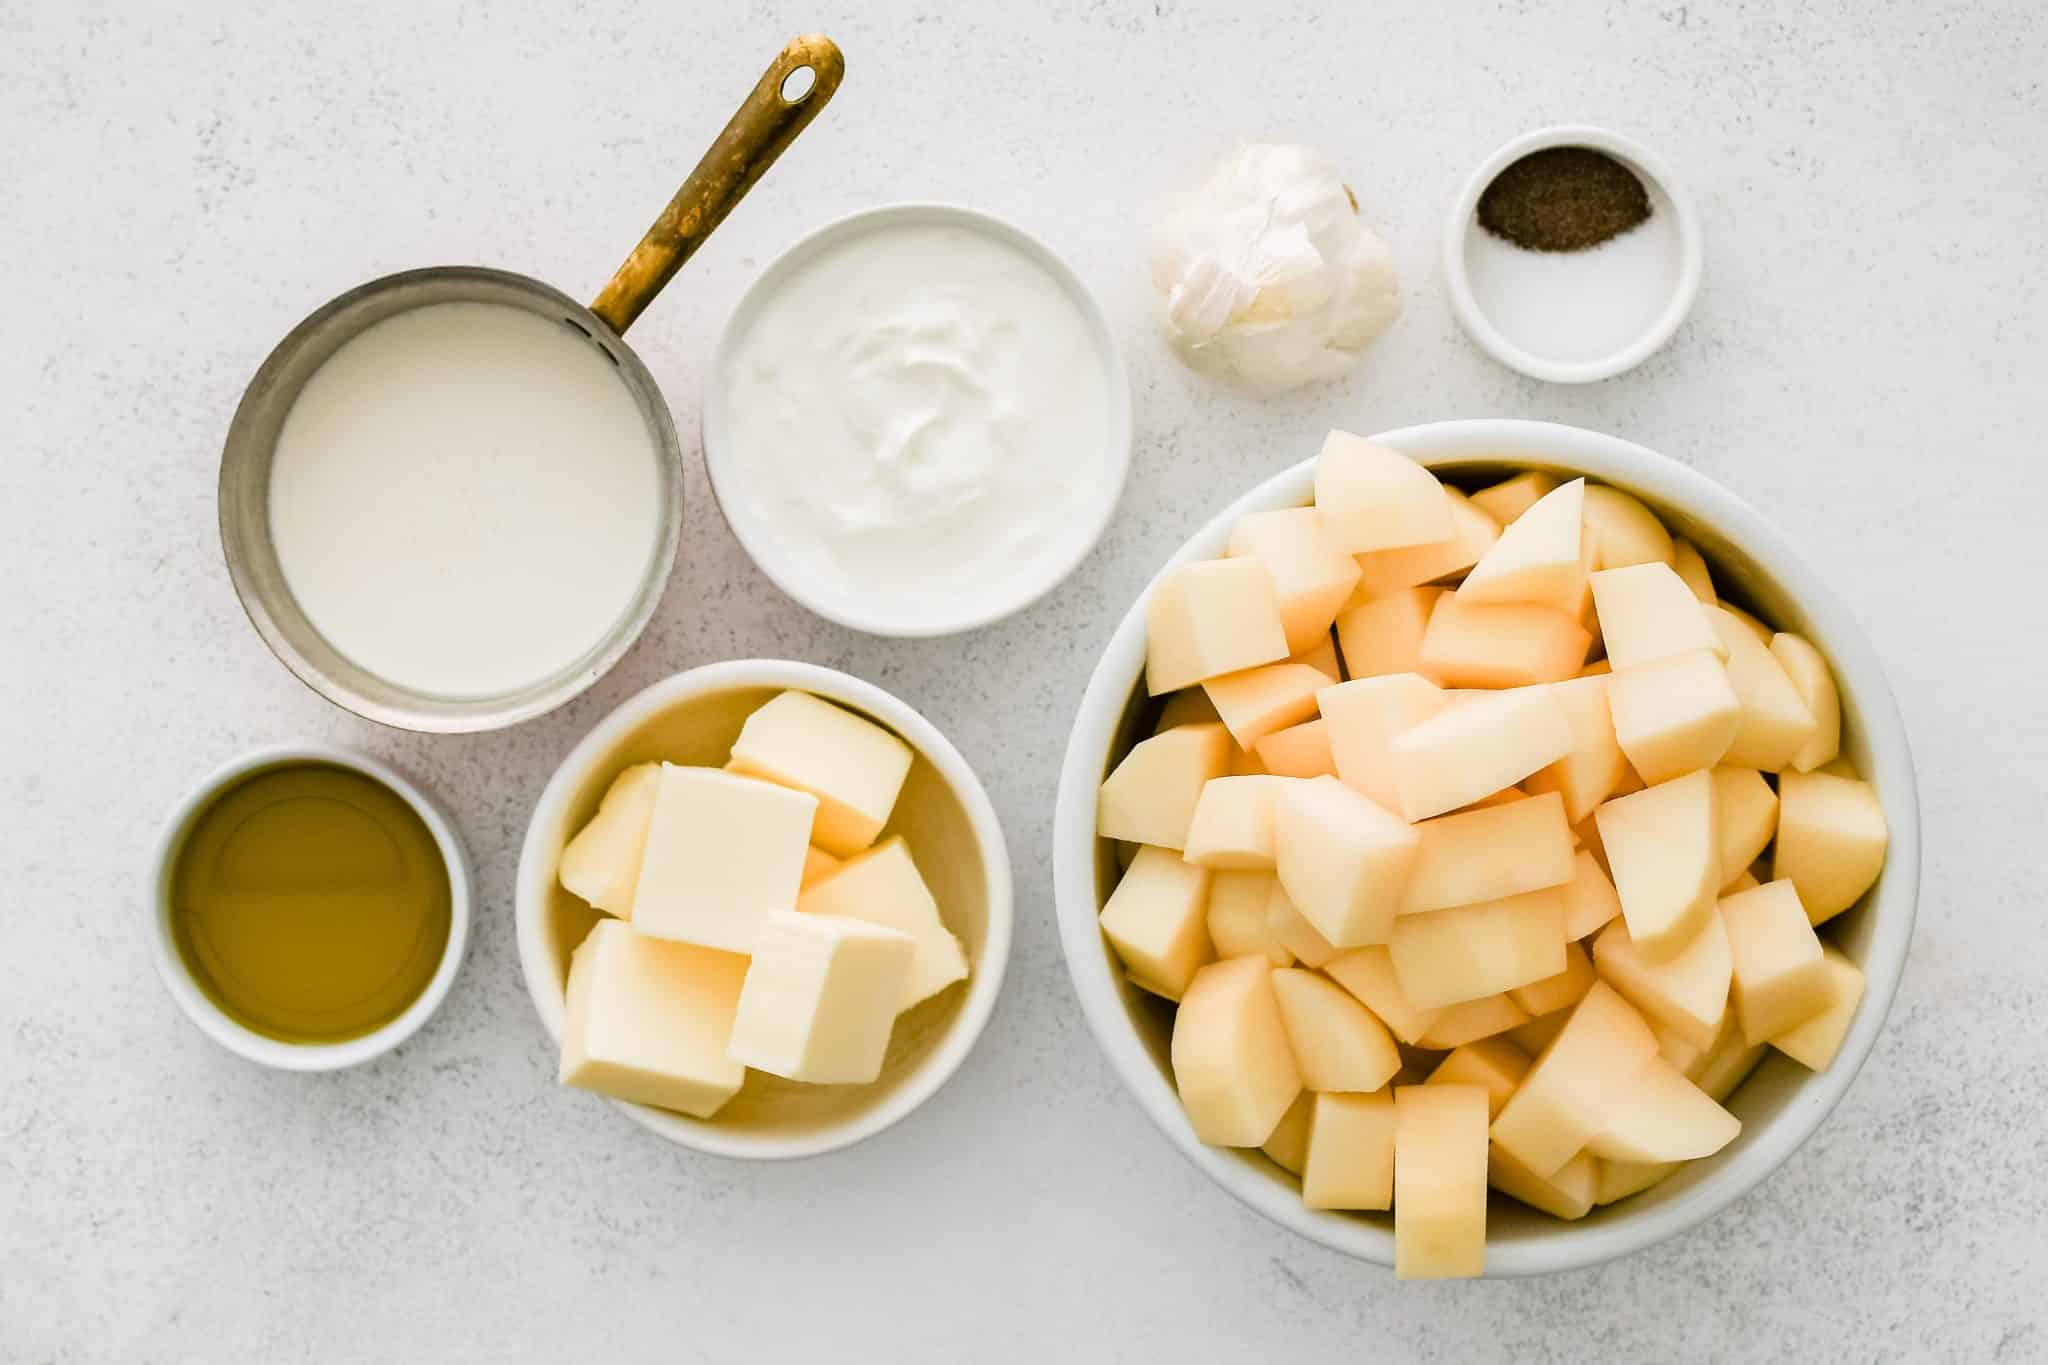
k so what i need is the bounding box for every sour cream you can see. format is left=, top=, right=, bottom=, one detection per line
left=714, top=213, right=1124, bottom=633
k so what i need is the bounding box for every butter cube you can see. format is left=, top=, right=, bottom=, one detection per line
left=1400, top=791, right=1576, bottom=916
left=1388, top=888, right=1567, bottom=1010
left=1333, top=586, right=1441, bottom=681
left=1098, top=846, right=1213, bottom=1001
left=1469, top=470, right=1558, bottom=524
left=1302, top=1091, right=1396, bottom=1211
left=1390, top=685, right=1576, bottom=822
left=631, top=765, right=817, bottom=953
left=1769, top=633, right=1843, bottom=772
left=1591, top=909, right=1732, bottom=1051
left=1349, top=489, right=1500, bottom=597
left=1773, top=771, right=1889, bottom=924
left=1590, top=562, right=1724, bottom=670
left=1202, top=662, right=1327, bottom=750
left=1182, top=775, right=1293, bottom=870
left=1708, top=606, right=1817, bottom=771
left=1205, top=870, right=1294, bottom=966
left=1607, top=649, right=1742, bottom=784
left=1523, top=673, right=1629, bottom=825
left=1770, top=944, right=1865, bottom=1070
left=1170, top=956, right=1303, bottom=1146
left=726, top=911, right=916, bottom=1084
left=1712, top=766, right=1780, bottom=889
left=797, top=836, right=968, bottom=1011
left=1721, top=879, right=1833, bottom=1043
left=1318, top=672, right=1452, bottom=812
left=559, top=919, right=748, bottom=1118
left=1323, top=945, right=1443, bottom=1045
left=1425, top=1037, right=1530, bottom=1119
left=558, top=762, right=661, bottom=916
left=1252, top=718, right=1336, bottom=779
left=1269, top=966, right=1401, bottom=1093
left=1313, top=431, right=1453, bottom=553
left=728, top=691, right=913, bottom=858
left=1415, top=992, right=1531, bottom=1049
left=1457, top=478, right=1587, bottom=613
left=1226, top=507, right=1362, bottom=655
left=1416, top=592, right=1592, bottom=689
left=1096, top=722, right=1231, bottom=850
left=1490, top=982, right=1658, bottom=1178
left=1393, top=1085, right=1489, bottom=1279
left=1272, top=775, right=1422, bottom=948
left=1594, top=770, right=1720, bottom=962
left=1145, top=558, right=1289, bottom=695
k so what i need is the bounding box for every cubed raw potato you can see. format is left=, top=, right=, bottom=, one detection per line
left=1146, top=558, right=1290, bottom=695
left=1458, top=478, right=1587, bottom=613
left=1425, top=1037, right=1530, bottom=1118
left=1593, top=770, right=1720, bottom=962
left=1323, top=945, right=1443, bottom=1045
left=726, top=911, right=916, bottom=1084
left=1719, top=602, right=1775, bottom=647
left=1585, top=1056, right=1740, bottom=1163
left=1509, top=938, right=1598, bottom=1017
left=1726, top=868, right=1761, bottom=894
left=1350, top=490, right=1501, bottom=597
left=1319, top=672, right=1452, bottom=811
left=1590, top=562, right=1724, bottom=671
left=1393, top=1085, right=1489, bottom=1279
left=1390, top=888, right=1566, bottom=1009
left=1205, top=870, right=1295, bottom=966
left=1261, top=1090, right=1315, bottom=1175
left=1712, top=766, right=1780, bottom=889
left=559, top=919, right=749, bottom=1119
left=1182, top=775, right=1293, bottom=870
left=1333, top=586, right=1441, bottom=680
left=800, top=845, right=843, bottom=890
left=1523, top=674, right=1628, bottom=825
left=1607, top=649, right=1742, bottom=784
left=1489, top=982, right=1658, bottom=1177
left=1399, top=792, right=1575, bottom=918
left=1508, top=1009, right=1570, bottom=1057
left=1254, top=719, right=1336, bottom=779
left=1651, top=1012, right=1711, bottom=1075
left=798, top=836, right=967, bottom=1011
left=1272, top=775, right=1421, bottom=948
left=1706, top=606, right=1817, bottom=771
left=1270, top=967, right=1402, bottom=1092
left=1314, top=432, right=1454, bottom=553
left=1581, top=485, right=1675, bottom=569
left=1773, top=771, right=1889, bottom=924
left=1693, top=1018, right=1769, bottom=1103
left=1721, top=879, right=1834, bottom=1042
left=1171, top=956, right=1304, bottom=1145
left=1415, top=993, right=1531, bottom=1049
left=1097, top=723, right=1231, bottom=850
left=631, top=765, right=819, bottom=953
left=1390, top=685, right=1576, bottom=822
left=1770, top=945, right=1865, bottom=1070
left=1594, top=1159, right=1677, bottom=1205
left=1469, top=471, right=1558, bottom=524
left=1303, top=1091, right=1397, bottom=1210
left=728, top=691, right=914, bottom=858
left=1155, top=688, right=1222, bottom=731
left=1670, top=538, right=1717, bottom=604
left=1295, top=633, right=1343, bottom=683
left=1561, top=849, right=1623, bottom=940
left=1591, top=909, right=1732, bottom=1051
left=1579, top=658, right=1612, bottom=677
left=1770, top=633, right=1843, bottom=772
left=1099, top=847, right=1214, bottom=1001
left=1225, top=507, right=1363, bottom=655
left=1266, top=881, right=1340, bottom=968
left=1204, top=662, right=1328, bottom=750
left=1815, top=756, right=1858, bottom=779
left=1489, top=1146, right=1598, bottom=1220
left=559, top=762, right=662, bottom=916
left=1417, top=592, right=1592, bottom=689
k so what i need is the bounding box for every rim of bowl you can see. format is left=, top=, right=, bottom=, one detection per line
left=700, top=201, right=1134, bottom=638
left=1053, top=418, right=1920, bottom=1276
left=515, top=658, right=1016, bottom=1159
left=145, top=743, right=474, bottom=1071
left=1442, top=126, right=1705, bottom=384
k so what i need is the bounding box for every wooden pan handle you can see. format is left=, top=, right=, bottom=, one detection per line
left=590, top=35, right=844, bottom=335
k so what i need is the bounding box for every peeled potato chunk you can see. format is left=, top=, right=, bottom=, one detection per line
left=1591, top=562, right=1724, bottom=670
left=1425, top=1036, right=1530, bottom=1118
left=1417, top=592, right=1592, bottom=689
left=1390, top=685, right=1575, bottom=822
left=1146, top=558, right=1289, bottom=695
left=1773, top=771, right=1889, bottom=924
left=1458, top=478, right=1588, bottom=614
left=1770, top=632, right=1843, bottom=772
left=1302, top=1090, right=1397, bottom=1210
left=1607, top=649, right=1741, bottom=784
left=1469, top=470, right=1558, bottom=525
left=1182, top=775, right=1294, bottom=871
left=1584, top=1055, right=1740, bottom=1163
left=1203, top=661, right=1327, bottom=751
left=1350, top=489, right=1501, bottom=597
left=1490, top=982, right=1658, bottom=1178
left=1414, top=992, right=1530, bottom=1049
left=1561, top=849, right=1624, bottom=940
left=1593, top=1157, right=1677, bottom=1206
left=1670, top=537, right=1717, bottom=604
left=1393, top=1085, right=1489, bottom=1279
left=1098, top=846, right=1214, bottom=1002
left=1509, top=938, right=1598, bottom=1017
left=1712, top=766, right=1780, bottom=889
left=1770, top=944, right=1865, bottom=1070
left=1155, top=688, right=1221, bottom=731
left=1226, top=507, right=1362, bottom=655
left=1489, top=1146, right=1598, bottom=1221
left=1314, top=432, right=1454, bottom=553
left=1171, top=956, right=1303, bottom=1146
left=1721, top=879, right=1834, bottom=1043
left=1265, top=881, right=1340, bottom=967
left=1592, top=909, right=1732, bottom=1052
left=1595, top=770, right=1720, bottom=963
left=1261, top=1090, right=1315, bottom=1176
left=1323, top=945, right=1443, bottom=1046
left=1097, top=723, right=1231, bottom=850
left=1272, top=775, right=1421, bottom=948
left=1389, top=888, right=1567, bottom=1010
left=1270, top=967, right=1401, bottom=1092
left=1707, top=606, right=1817, bottom=771
left=1581, top=485, right=1675, bottom=569
left=1205, top=870, right=1295, bottom=966
left=1334, top=586, right=1441, bottom=681
left=1523, top=673, right=1628, bottom=825
left=1254, top=718, right=1336, bottom=779
left=1319, top=672, right=1451, bottom=812
left=1400, top=791, right=1576, bottom=916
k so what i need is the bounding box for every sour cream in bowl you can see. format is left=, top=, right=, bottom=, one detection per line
left=704, top=204, right=1132, bottom=637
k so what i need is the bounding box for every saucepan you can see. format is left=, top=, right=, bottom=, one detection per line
left=218, top=36, right=843, bottom=733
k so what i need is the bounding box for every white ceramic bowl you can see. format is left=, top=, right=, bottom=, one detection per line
left=701, top=202, right=1133, bottom=637
left=1445, top=126, right=1703, bottom=384
left=516, top=660, right=1014, bottom=1159
left=146, top=745, right=473, bottom=1071
left=1053, top=419, right=1919, bottom=1276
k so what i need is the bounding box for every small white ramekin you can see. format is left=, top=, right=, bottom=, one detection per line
left=1445, top=126, right=1704, bottom=384
left=701, top=202, right=1133, bottom=638
left=145, top=745, right=473, bottom=1071
left=515, top=659, right=1014, bottom=1159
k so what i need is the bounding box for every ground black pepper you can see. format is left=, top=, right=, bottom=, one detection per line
left=1477, top=147, right=1652, bottom=252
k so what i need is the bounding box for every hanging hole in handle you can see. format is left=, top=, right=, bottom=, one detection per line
left=780, top=66, right=816, bottom=103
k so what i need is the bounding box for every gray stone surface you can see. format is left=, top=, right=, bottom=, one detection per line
left=4, top=1, right=2043, bottom=1360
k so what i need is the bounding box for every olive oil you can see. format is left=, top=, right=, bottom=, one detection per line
left=168, top=762, right=451, bottom=1044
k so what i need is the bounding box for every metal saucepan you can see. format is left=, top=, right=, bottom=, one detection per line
left=219, top=36, right=843, bottom=733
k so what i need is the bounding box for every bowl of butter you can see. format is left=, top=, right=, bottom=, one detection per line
left=515, top=659, right=1013, bottom=1159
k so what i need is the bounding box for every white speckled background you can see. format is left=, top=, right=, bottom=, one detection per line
left=4, top=1, right=2044, bottom=1360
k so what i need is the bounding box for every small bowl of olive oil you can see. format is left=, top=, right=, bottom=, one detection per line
left=147, top=746, right=471, bottom=1070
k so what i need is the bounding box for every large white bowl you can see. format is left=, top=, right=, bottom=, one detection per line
left=517, top=660, right=1014, bottom=1159
left=1053, top=419, right=1919, bottom=1276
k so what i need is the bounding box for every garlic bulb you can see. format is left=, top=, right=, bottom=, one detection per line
left=1151, top=142, right=1402, bottom=395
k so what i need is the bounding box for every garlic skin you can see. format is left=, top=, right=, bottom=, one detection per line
left=1151, top=142, right=1402, bottom=395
